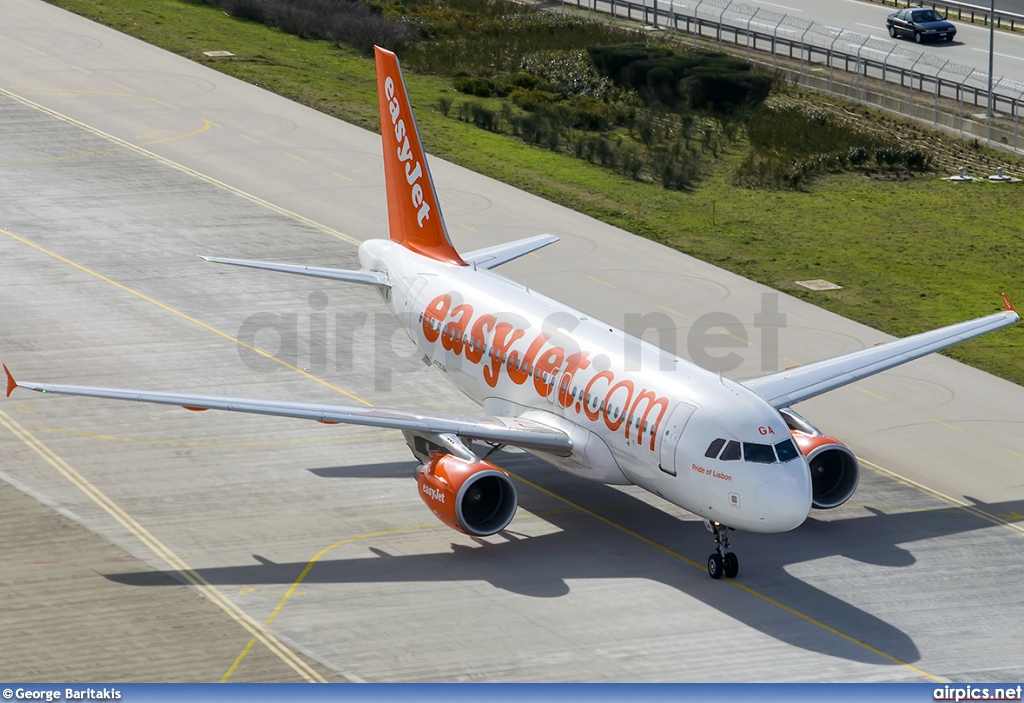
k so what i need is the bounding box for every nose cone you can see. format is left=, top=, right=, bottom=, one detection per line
left=754, top=459, right=812, bottom=532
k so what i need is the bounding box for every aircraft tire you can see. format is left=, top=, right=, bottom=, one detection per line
left=724, top=552, right=739, bottom=579
left=708, top=553, right=724, bottom=580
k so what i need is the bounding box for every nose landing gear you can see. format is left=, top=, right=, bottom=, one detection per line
left=704, top=519, right=739, bottom=580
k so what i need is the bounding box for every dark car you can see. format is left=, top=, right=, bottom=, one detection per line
left=886, top=8, right=957, bottom=43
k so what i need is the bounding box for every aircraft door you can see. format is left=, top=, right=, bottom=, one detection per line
left=401, top=276, right=431, bottom=347
left=404, top=276, right=429, bottom=312
left=659, top=402, right=696, bottom=476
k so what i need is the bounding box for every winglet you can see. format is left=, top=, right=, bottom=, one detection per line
left=1002, top=293, right=1015, bottom=313
left=3, top=364, right=17, bottom=398
left=374, top=46, right=466, bottom=266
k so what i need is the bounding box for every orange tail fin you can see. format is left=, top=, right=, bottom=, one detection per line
left=374, top=46, right=465, bottom=266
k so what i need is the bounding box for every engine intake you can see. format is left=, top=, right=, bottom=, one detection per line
left=791, top=431, right=860, bottom=509
left=779, top=407, right=859, bottom=510
left=417, top=454, right=518, bottom=536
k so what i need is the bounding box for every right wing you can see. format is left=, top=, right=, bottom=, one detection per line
left=3, top=366, right=572, bottom=456
left=744, top=296, right=1019, bottom=409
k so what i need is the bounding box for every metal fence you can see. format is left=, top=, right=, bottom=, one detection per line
left=572, top=0, right=1024, bottom=132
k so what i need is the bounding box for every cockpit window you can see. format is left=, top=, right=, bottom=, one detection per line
left=704, top=438, right=726, bottom=458
left=775, top=438, right=799, bottom=462
left=743, top=442, right=776, bottom=464
left=720, top=440, right=741, bottom=461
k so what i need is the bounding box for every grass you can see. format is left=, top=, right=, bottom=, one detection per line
left=41, top=0, right=1024, bottom=385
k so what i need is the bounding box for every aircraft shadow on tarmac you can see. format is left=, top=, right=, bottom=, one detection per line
left=106, top=452, right=1024, bottom=667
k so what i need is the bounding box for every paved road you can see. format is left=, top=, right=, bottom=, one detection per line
left=2, top=0, right=1024, bottom=682
left=665, top=0, right=1024, bottom=92
left=994, top=0, right=1024, bottom=13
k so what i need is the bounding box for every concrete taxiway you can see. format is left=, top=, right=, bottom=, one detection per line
left=1, top=0, right=1023, bottom=682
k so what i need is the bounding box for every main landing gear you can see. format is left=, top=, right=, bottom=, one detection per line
left=704, top=519, right=739, bottom=580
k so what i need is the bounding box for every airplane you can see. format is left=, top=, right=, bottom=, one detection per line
left=3, top=46, right=1019, bottom=581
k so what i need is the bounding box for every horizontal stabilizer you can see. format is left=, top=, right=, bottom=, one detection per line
left=463, top=234, right=560, bottom=270
left=199, top=256, right=389, bottom=288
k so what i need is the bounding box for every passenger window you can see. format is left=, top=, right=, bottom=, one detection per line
left=775, top=439, right=799, bottom=462
left=720, top=441, right=741, bottom=461
left=743, top=442, right=777, bottom=464
left=704, top=438, right=726, bottom=458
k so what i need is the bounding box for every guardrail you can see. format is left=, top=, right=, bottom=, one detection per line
left=568, top=0, right=1024, bottom=140
left=861, top=0, right=1024, bottom=32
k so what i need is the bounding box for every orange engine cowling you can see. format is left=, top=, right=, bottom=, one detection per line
left=417, top=454, right=518, bottom=536
left=791, top=430, right=860, bottom=510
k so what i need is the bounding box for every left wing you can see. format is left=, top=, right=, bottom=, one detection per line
left=3, top=365, right=572, bottom=456
left=198, top=256, right=390, bottom=288
left=744, top=296, right=1019, bottom=408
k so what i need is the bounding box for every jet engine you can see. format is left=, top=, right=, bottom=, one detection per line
left=417, top=454, right=518, bottom=536
left=780, top=408, right=860, bottom=510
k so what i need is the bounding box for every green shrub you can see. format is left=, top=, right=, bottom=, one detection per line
left=588, top=45, right=661, bottom=82
left=589, top=46, right=771, bottom=110
left=848, top=145, right=869, bottom=166
left=509, top=87, right=557, bottom=111
left=468, top=102, right=499, bottom=131
left=565, top=96, right=612, bottom=132
left=511, top=71, right=540, bottom=89
left=454, top=75, right=495, bottom=97
left=874, top=146, right=902, bottom=167
left=618, top=144, right=644, bottom=179
left=737, top=105, right=932, bottom=188
left=904, top=148, right=932, bottom=170
left=680, top=68, right=772, bottom=111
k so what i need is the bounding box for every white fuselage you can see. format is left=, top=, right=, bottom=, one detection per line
left=360, top=239, right=812, bottom=533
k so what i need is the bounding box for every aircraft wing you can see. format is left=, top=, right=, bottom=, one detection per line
left=3, top=366, right=572, bottom=456
left=743, top=297, right=1019, bottom=409
left=198, top=256, right=390, bottom=288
